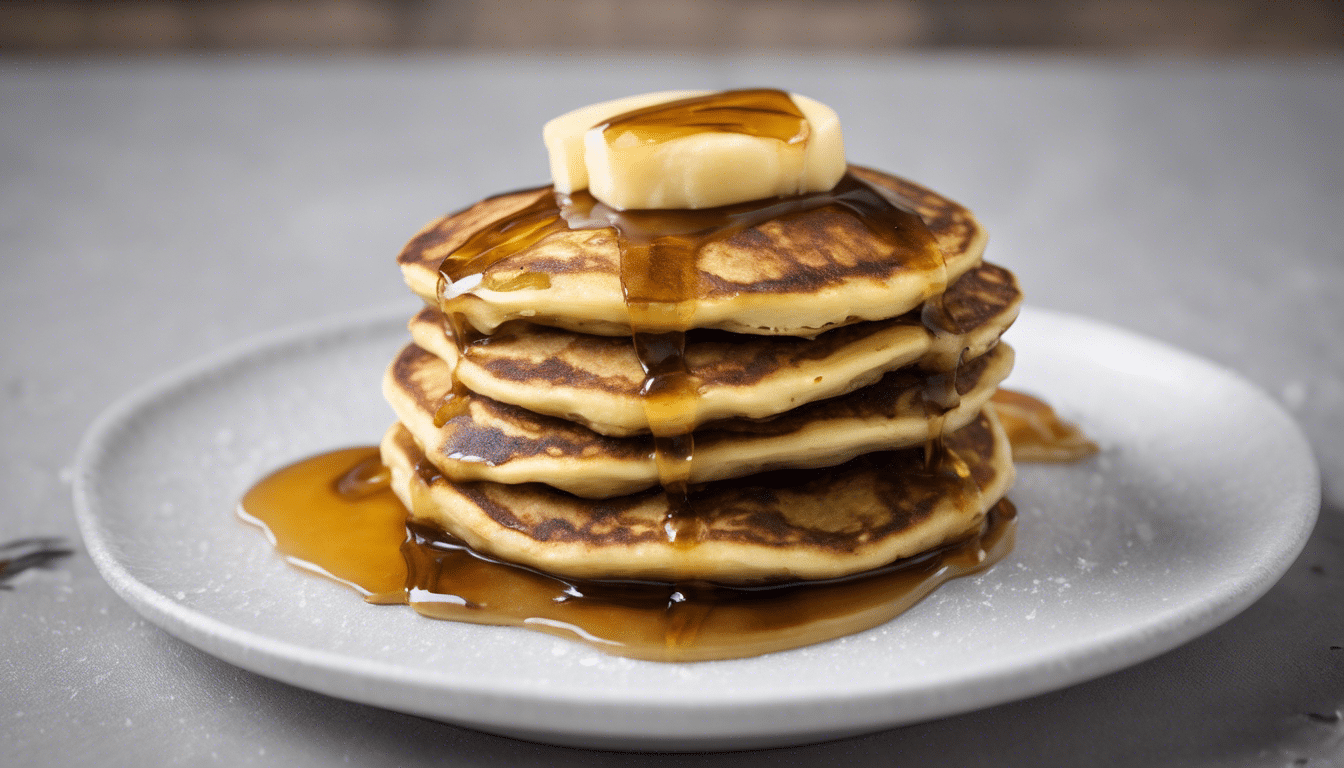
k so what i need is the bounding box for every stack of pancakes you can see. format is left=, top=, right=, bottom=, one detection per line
left=380, top=166, right=1020, bottom=585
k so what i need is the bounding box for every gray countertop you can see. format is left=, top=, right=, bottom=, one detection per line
left=3, top=54, right=1342, bottom=766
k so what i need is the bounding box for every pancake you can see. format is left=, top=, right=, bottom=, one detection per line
left=397, top=166, right=986, bottom=337
left=384, top=341, right=1014, bottom=498
left=380, top=407, right=1014, bottom=584
left=409, top=261, right=1020, bottom=437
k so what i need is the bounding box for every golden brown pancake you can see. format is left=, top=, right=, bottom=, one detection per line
left=384, top=341, right=1014, bottom=498
left=382, top=132, right=1018, bottom=594
left=397, top=166, right=987, bottom=337
left=380, top=407, right=1014, bottom=584
left=409, top=261, right=1020, bottom=437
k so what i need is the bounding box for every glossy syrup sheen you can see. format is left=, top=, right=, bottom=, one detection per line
left=599, top=88, right=809, bottom=146
left=991, top=389, right=1100, bottom=462
left=238, top=447, right=408, bottom=602
left=245, top=92, right=1010, bottom=660
left=239, top=445, right=1017, bottom=662
left=433, top=89, right=946, bottom=546
left=435, top=172, right=946, bottom=541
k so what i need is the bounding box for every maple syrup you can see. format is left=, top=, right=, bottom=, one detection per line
left=239, top=445, right=1016, bottom=662
left=598, top=88, right=808, bottom=148
left=432, top=90, right=944, bottom=546
left=240, top=91, right=1062, bottom=660
left=237, top=382, right=1104, bottom=661
left=434, top=183, right=943, bottom=541
left=991, top=389, right=1099, bottom=462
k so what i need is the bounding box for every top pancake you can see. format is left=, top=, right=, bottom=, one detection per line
left=398, top=166, right=986, bottom=337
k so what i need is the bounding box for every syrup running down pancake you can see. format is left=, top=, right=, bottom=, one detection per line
left=380, top=408, right=1014, bottom=584
left=390, top=90, right=1019, bottom=633
left=396, top=167, right=987, bottom=337
left=240, top=88, right=1090, bottom=661
left=405, top=261, right=1021, bottom=436
left=383, top=340, right=1015, bottom=498
left=240, top=442, right=1019, bottom=662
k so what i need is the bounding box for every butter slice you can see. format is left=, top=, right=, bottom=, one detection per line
left=544, top=90, right=708, bottom=195
left=544, top=91, right=846, bottom=210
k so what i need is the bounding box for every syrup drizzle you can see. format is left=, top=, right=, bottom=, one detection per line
left=243, top=91, right=1044, bottom=660
left=436, top=174, right=945, bottom=542
left=238, top=447, right=407, bottom=602
left=239, top=445, right=1017, bottom=662
left=236, top=392, right=1101, bottom=660
left=435, top=90, right=945, bottom=545
left=991, top=389, right=1100, bottom=462
left=599, top=88, right=809, bottom=147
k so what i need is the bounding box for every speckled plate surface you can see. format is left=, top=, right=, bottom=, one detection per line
left=72, top=306, right=1319, bottom=751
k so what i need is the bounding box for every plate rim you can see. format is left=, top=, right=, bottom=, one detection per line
left=72, top=304, right=1322, bottom=747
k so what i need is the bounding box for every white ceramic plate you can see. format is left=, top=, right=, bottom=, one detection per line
left=73, top=306, right=1319, bottom=751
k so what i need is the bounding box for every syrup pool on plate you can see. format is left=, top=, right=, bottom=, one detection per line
left=239, top=443, right=1018, bottom=662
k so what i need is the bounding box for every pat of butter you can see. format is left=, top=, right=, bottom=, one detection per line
left=543, top=90, right=846, bottom=210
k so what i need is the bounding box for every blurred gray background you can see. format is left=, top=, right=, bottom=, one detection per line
left=4, top=3, right=1343, bottom=766
left=3, top=0, right=1341, bottom=53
